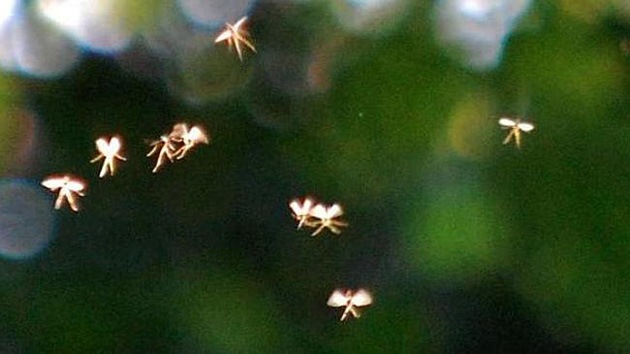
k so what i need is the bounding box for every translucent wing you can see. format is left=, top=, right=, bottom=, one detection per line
left=289, top=198, right=313, bottom=215
left=234, top=16, right=248, bottom=30
left=498, top=118, right=516, bottom=127
left=308, top=204, right=328, bottom=219
left=170, top=123, right=188, bottom=140
left=302, top=198, right=314, bottom=211
left=109, top=136, right=122, bottom=153
left=517, top=122, right=535, bottom=132
left=66, top=180, right=86, bottom=193
left=327, top=204, right=344, bottom=218
left=289, top=200, right=304, bottom=215
left=189, top=126, right=209, bottom=144
left=95, top=138, right=110, bottom=154
left=351, top=289, right=373, bottom=307
left=327, top=290, right=350, bottom=307
left=215, top=29, right=232, bottom=43
left=41, top=177, right=67, bottom=190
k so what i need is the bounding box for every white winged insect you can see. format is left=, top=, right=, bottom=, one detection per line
left=289, top=197, right=315, bottom=229
left=499, top=118, right=535, bottom=149
left=147, top=134, right=179, bottom=173
left=169, top=123, right=210, bottom=160
left=90, top=136, right=126, bottom=178
left=308, top=203, right=348, bottom=236
left=214, top=16, right=257, bottom=61
left=327, top=288, right=373, bottom=321
left=41, top=175, right=87, bottom=212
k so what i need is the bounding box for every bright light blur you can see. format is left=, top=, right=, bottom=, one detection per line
left=0, top=0, right=81, bottom=77
left=37, top=0, right=134, bottom=53
left=10, top=12, right=81, bottom=77
left=177, top=0, right=255, bottom=28
left=0, top=180, right=55, bottom=260
left=434, top=0, right=531, bottom=70
left=0, top=0, right=18, bottom=27
left=0, top=21, right=18, bottom=72
left=330, top=0, right=409, bottom=35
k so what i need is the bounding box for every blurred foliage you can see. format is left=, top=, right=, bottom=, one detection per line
left=0, top=0, right=628, bottom=353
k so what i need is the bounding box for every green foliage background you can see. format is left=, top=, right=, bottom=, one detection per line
left=0, top=1, right=628, bottom=352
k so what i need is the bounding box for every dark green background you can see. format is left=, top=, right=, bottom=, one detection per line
left=0, top=1, right=628, bottom=352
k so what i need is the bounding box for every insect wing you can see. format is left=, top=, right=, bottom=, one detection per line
left=170, top=123, right=189, bottom=140
left=498, top=118, right=516, bottom=127
left=215, top=29, right=233, bottom=43
left=302, top=198, right=314, bottom=211
left=517, top=122, right=535, bottom=132
left=189, top=126, right=209, bottom=144
left=41, top=177, right=67, bottom=190
left=290, top=198, right=313, bottom=216
left=289, top=200, right=303, bottom=216
left=95, top=138, right=111, bottom=154
left=327, top=204, right=344, bottom=218
left=308, top=204, right=328, bottom=219
left=350, top=290, right=373, bottom=307
left=327, top=290, right=350, bottom=307
left=66, top=180, right=86, bottom=194
left=234, top=16, right=248, bottom=30
left=109, top=136, right=123, bottom=154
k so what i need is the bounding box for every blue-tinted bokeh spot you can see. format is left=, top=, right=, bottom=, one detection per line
left=0, top=180, right=55, bottom=260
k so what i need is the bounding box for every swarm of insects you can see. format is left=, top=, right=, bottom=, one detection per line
left=147, top=123, right=210, bottom=173
left=327, top=288, right=373, bottom=321
left=289, top=197, right=348, bottom=236
left=41, top=175, right=87, bottom=212
left=499, top=118, right=535, bottom=148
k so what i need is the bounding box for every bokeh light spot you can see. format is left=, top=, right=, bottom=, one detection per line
left=331, top=0, right=409, bottom=35
left=37, top=0, right=134, bottom=53
left=434, top=0, right=531, bottom=70
left=177, top=0, right=255, bottom=28
left=0, top=0, right=18, bottom=27
left=12, top=12, right=81, bottom=77
left=0, top=179, right=55, bottom=260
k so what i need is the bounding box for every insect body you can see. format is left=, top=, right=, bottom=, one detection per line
left=214, top=16, right=257, bottom=61
left=308, top=203, right=348, bottom=236
left=169, top=123, right=210, bottom=159
left=90, top=136, right=126, bottom=177
left=147, top=135, right=178, bottom=173
left=289, top=197, right=348, bottom=236
left=41, top=175, right=87, bottom=212
left=289, top=197, right=315, bottom=229
left=499, top=118, right=535, bottom=148
left=148, top=123, right=210, bottom=173
left=327, top=288, right=373, bottom=321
